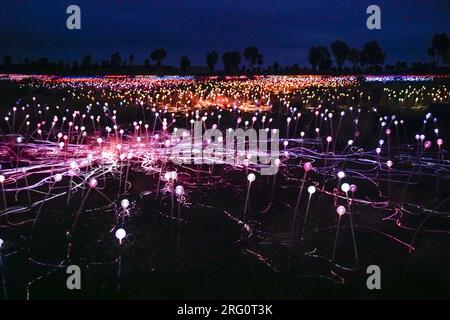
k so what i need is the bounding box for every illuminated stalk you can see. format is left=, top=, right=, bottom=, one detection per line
left=291, top=171, right=307, bottom=238
left=33, top=180, right=57, bottom=228
left=0, top=248, right=7, bottom=300
left=1, top=182, right=7, bottom=212
left=299, top=193, right=312, bottom=243
left=345, top=191, right=358, bottom=265
left=243, top=174, right=255, bottom=220
left=331, top=215, right=342, bottom=264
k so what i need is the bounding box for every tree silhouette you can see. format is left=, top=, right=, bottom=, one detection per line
left=308, top=47, right=320, bottom=71
left=348, top=49, right=360, bottom=70
left=222, top=52, right=241, bottom=73
left=81, top=55, right=92, bottom=69
left=111, top=52, right=122, bottom=68
left=273, top=62, right=280, bottom=73
left=180, top=56, right=191, bottom=73
left=244, top=47, right=263, bottom=71
left=360, top=41, right=386, bottom=68
left=3, top=56, right=12, bottom=66
left=427, top=47, right=436, bottom=64
left=206, top=50, right=219, bottom=72
left=331, top=40, right=350, bottom=69
left=128, top=54, right=135, bottom=66
left=431, top=33, right=450, bottom=65
left=150, top=48, right=167, bottom=66
left=316, top=47, right=333, bottom=71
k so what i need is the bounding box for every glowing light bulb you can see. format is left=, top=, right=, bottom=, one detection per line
left=0, top=175, right=5, bottom=183
left=303, top=162, right=312, bottom=172
left=247, top=173, right=256, bottom=182
left=386, top=160, right=393, bottom=168
left=121, top=199, right=130, bottom=209
left=307, top=186, right=316, bottom=194
left=337, top=171, right=345, bottom=179
left=89, top=178, right=98, bottom=188
left=175, top=185, right=184, bottom=195
left=341, top=183, right=350, bottom=193
left=54, top=174, right=63, bottom=182
left=115, top=228, right=126, bottom=242
left=336, top=206, right=346, bottom=216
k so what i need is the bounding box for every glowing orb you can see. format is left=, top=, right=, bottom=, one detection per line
left=336, top=206, right=346, bottom=216
left=115, top=228, right=126, bottom=241
left=341, top=183, right=350, bottom=193
left=121, top=199, right=130, bottom=209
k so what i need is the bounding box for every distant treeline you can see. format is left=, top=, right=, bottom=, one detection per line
left=1, top=33, right=449, bottom=75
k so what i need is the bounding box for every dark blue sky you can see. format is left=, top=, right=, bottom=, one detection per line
left=0, top=0, right=449, bottom=67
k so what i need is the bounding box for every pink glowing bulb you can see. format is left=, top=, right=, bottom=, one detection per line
left=0, top=175, right=5, bottom=183
left=350, top=184, right=357, bottom=193
left=437, top=139, right=443, bottom=146
left=424, top=141, right=431, bottom=149
left=89, top=178, right=98, bottom=188
left=303, top=162, right=312, bottom=172
left=326, top=136, right=332, bottom=143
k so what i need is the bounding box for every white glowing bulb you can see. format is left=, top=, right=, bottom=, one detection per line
left=307, top=186, right=316, bottom=194
left=337, top=171, right=345, bottom=179
left=54, top=174, right=63, bottom=182
left=0, top=175, right=5, bottom=183
left=175, top=185, right=184, bottom=195
left=247, top=173, right=256, bottom=182
left=386, top=160, right=393, bottom=168
left=336, top=206, right=346, bottom=216
left=115, top=228, right=126, bottom=242
left=121, top=199, right=130, bottom=209
left=341, top=183, right=350, bottom=193
left=0, top=238, right=3, bottom=248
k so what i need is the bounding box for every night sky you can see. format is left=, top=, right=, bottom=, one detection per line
left=0, top=0, right=449, bottom=68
